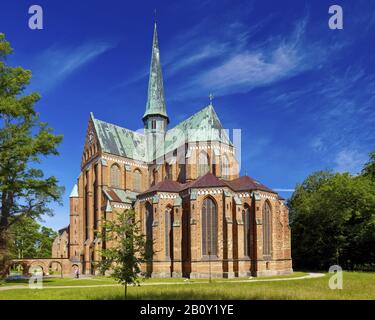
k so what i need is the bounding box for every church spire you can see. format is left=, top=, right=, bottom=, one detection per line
left=143, top=19, right=169, bottom=124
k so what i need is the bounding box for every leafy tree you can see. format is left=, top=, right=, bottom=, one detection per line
left=362, top=151, right=375, bottom=181
left=288, top=170, right=375, bottom=270
left=98, top=209, right=149, bottom=299
left=0, top=33, right=63, bottom=278
left=9, top=216, right=40, bottom=259
left=8, top=216, right=57, bottom=259
left=38, top=226, right=58, bottom=258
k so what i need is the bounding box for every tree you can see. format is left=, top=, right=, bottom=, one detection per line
left=38, top=226, right=58, bottom=258
left=9, top=216, right=40, bottom=259
left=8, top=216, right=57, bottom=259
left=0, top=33, right=63, bottom=278
left=362, top=151, right=375, bottom=181
left=288, top=170, right=375, bottom=270
left=98, top=209, right=149, bottom=299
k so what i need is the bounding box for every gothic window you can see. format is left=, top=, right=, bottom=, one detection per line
left=145, top=202, right=153, bottom=259
left=198, top=151, right=210, bottom=177
left=165, top=207, right=173, bottom=258
left=221, top=154, right=230, bottom=179
left=133, top=169, right=142, bottom=192
left=201, top=197, right=218, bottom=256
left=243, top=205, right=252, bottom=257
left=263, top=201, right=272, bottom=258
left=152, top=168, right=158, bottom=185
left=151, top=120, right=156, bottom=130
left=110, top=164, right=121, bottom=188
left=165, top=163, right=172, bottom=180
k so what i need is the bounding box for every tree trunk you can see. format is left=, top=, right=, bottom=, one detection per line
left=0, top=229, right=10, bottom=279
left=124, top=283, right=127, bottom=300
left=0, top=192, right=11, bottom=279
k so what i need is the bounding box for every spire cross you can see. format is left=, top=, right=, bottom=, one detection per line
left=209, top=93, right=214, bottom=106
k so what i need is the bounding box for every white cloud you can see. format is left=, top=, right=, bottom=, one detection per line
left=170, top=16, right=324, bottom=99
left=273, top=188, right=295, bottom=192
left=194, top=44, right=302, bottom=95
left=32, top=40, right=115, bottom=92
left=311, top=137, right=326, bottom=153
left=334, top=149, right=368, bottom=174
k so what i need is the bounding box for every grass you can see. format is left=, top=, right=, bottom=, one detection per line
left=0, top=272, right=373, bottom=300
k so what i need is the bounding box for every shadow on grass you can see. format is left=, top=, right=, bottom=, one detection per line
left=5, top=278, right=59, bottom=284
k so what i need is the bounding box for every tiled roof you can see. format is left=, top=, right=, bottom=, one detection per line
left=103, top=188, right=137, bottom=204
left=224, top=176, right=276, bottom=193
left=183, top=172, right=228, bottom=189
left=58, top=226, right=69, bottom=235
left=137, top=173, right=276, bottom=197
left=139, top=179, right=182, bottom=195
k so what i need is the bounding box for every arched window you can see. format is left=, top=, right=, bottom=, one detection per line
left=152, top=168, right=158, bottom=186
left=165, top=163, right=172, bottom=180
left=145, top=202, right=153, bottom=259
left=221, top=154, right=230, bottom=179
left=201, top=197, right=217, bottom=256
left=263, top=201, right=272, bottom=258
left=165, top=207, right=173, bottom=258
left=133, top=169, right=142, bottom=192
left=110, top=164, right=121, bottom=188
left=243, top=205, right=252, bottom=257
left=198, top=151, right=210, bottom=177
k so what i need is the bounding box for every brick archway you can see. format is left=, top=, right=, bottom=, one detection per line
left=9, top=258, right=82, bottom=277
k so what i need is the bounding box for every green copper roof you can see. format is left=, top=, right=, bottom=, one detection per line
left=92, top=114, right=145, bottom=161
left=91, top=104, right=232, bottom=162
left=143, top=22, right=169, bottom=122
left=163, top=104, right=232, bottom=155
left=105, top=200, right=112, bottom=213
left=69, top=184, right=78, bottom=198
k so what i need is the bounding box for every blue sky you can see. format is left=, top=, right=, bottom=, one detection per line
left=1, top=0, right=374, bottom=230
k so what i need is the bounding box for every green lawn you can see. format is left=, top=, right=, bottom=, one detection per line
left=0, top=272, right=374, bottom=300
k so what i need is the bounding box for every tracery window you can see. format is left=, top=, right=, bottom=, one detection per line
left=243, top=205, right=252, bottom=257
left=201, top=197, right=217, bottom=256
left=133, top=169, right=142, bottom=191
left=110, top=164, right=121, bottom=188
left=198, top=151, right=210, bottom=177
left=221, top=154, right=230, bottom=179
left=263, top=201, right=272, bottom=258
left=165, top=207, right=173, bottom=258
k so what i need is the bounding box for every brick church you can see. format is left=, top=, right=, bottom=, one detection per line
left=61, top=21, right=292, bottom=278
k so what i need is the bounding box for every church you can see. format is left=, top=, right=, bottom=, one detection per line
left=62, top=21, right=292, bottom=278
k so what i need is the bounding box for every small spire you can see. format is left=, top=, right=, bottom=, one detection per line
left=209, top=93, right=214, bottom=106
left=154, top=8, right=157, bottom=24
